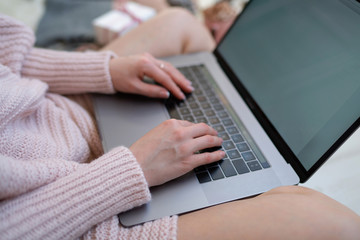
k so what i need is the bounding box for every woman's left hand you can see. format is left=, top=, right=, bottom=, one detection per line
left=109, top=53, right=193, bottom=99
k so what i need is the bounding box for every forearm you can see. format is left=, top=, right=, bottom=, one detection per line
left=21, top=48, right=116, bottom=94
left=0, top=147, right=151, bottom=240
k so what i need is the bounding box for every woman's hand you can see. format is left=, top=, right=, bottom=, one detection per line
left=109, top=53, right=193, bottom=99
left=130, top=119, right=225, bottom=187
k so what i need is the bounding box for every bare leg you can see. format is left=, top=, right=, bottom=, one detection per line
left=178, top=186, right=360, bottom=240
left=102, top=8, right=215, bottom=58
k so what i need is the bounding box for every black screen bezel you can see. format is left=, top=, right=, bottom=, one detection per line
left=213, top=0, right=360, bottom=183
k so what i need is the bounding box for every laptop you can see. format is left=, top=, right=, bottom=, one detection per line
left=92, top=0, right=360, bottom=227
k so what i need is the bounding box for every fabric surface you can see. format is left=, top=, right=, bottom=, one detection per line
left=0, top=14, right=178, bottom=240
left=35, top=0, right=112, bottom=49
left=35, top=0, right=197, bottom=50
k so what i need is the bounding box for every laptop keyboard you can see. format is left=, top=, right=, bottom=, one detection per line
left=165, top=64, right=271, bottom=184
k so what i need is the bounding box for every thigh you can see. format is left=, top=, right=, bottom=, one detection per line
left=177, top=186, right=360, bottom=240
left=102, top=8, right=215, bottom=58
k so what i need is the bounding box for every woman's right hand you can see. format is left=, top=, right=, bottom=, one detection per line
left=129, top=119, right=225, bottom=187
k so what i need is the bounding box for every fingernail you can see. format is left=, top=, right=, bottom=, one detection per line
left=161, top=91, right=170, bottom=98
left=180, top=92, right=186, bottom=100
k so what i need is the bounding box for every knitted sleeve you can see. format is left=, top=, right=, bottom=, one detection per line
left=0, top=147, right=151, bottom=240
left=21, top=48, right=116, bottom=94
left=0, top=14, right=116, bottom=95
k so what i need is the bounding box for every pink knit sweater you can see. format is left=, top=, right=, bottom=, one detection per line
left=0, top=15, right=177, bottom=240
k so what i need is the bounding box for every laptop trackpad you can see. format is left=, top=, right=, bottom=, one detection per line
left=92, top=93, right=169, bottom=151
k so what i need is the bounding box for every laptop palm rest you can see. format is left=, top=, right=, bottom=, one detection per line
left=119, top=167, right=281, bottom=227
left=120, top=171, right=209, bottom=227
left=93, top=93, right=169, bottom=150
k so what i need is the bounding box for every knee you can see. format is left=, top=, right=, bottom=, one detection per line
left=159, top=7, right=195, bottom=24
left=159, top=7, right=215, bottom=52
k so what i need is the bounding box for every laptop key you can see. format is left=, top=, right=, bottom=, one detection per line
left=213, top=104, right=224, bottom=111
left=194, top=165, right=206, bottom=172
left=189, top=102, right=200, bottom=109
left=227, top=126, right=239, bottom=134
left=193, top=109, right=204, bottom=117
left=204, top=89, right=214, bottom=96
left=205, top=109, right=216, bottom=117
left=196, top=117, right=208, bottom=124
left=258, top=158, right=271, bottom=169
left=183, top=115, right=195, bottom=122
left=177, top=101, right=186, bottom=108
left=209, top=97, right=220, bottom=104
left=209, top=117, right=220, bottom=125
left=227, top=149, right=241, bottom=159
left=219, top=159, right=237, bottom=177
left=201, top=102, right=211, bottom=109
left=231, top=134, right=244, bottom=143
left=242, top=151, right=256, bottom=161
left=208, top=166, right=225, bottom=180
left=236, top=142, right=250, bottom=152
left=219, top=132, right=230, bottom=141
left=194, top=89, right=203, bottom=95
left=167, top=108, right=180, bottom=119
left=213, top=125, right=225, bottom=132
left=197, top=96, right=207, bottom=102
left=186, top=95, right=196, bottom=102
left=232, top=159, right=250, bottom=174
left=179, top=108, right=190, bottom=115
left=196, top=172, right=212, bottom=183
left=218, top=111, right=229, bottom=119
left=222, top=118, right=234, bottom=126
left=247, top=161, right=262, bottom=171
left=223, top=140, right=235, bottom=150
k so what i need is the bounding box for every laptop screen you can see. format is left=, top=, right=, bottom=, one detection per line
left=216, top=0, right=360, bottom=178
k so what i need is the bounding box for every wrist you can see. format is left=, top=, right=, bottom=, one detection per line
left=103, top=51, right=118, bottom=93
left=108, top=57, right=117, bottom=91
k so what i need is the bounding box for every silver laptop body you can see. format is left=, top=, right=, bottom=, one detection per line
left=92, top=0, right=360, bottom=227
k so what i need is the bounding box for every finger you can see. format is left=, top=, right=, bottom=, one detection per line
left=133, top=80, right=171, bottom=98
left=187, top=135, right=224, bottom=153
left=156, top=60, right=194, bottom=94
left=188, top=150, right=226, bottom=167
left=177, top=119, right=195, bottom=127
left=183, top=122, right=218, bottom=138
left=143, top=61, right=186, bottom=100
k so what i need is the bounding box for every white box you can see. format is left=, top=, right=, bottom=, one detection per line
left=93, top=2, right=156, bottom=45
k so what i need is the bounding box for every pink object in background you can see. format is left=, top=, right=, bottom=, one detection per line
left=93, top=1, right=156, bottom=45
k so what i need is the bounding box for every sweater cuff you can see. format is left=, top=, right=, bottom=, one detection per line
left=21, top=48, right=116, bottom=94
left=86, top=146, right=152, bottom=213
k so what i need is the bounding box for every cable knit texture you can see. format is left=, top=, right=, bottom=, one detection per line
left=0, top=14, right=178, bottom=240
